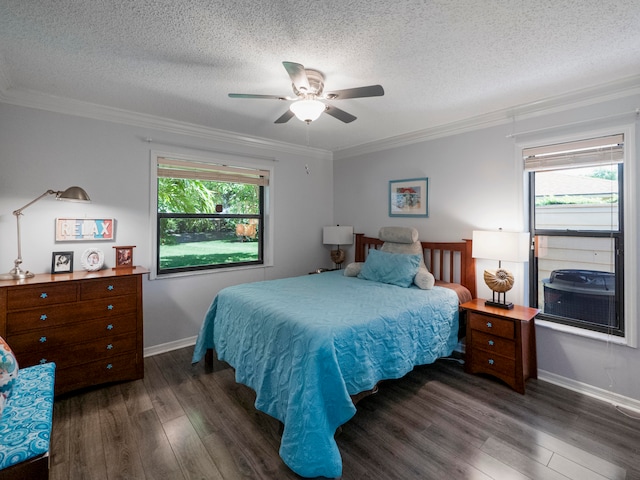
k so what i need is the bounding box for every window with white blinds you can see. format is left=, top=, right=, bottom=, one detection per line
left=527, top=133, right=625, bottom=337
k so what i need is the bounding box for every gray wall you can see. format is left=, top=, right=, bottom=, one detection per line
left=0, top=103, right=334, bottom=351
left=334, top=93, right=640, bottom=403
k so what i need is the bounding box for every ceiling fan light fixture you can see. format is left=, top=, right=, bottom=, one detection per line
left=290, top=99, right=325, bottom=123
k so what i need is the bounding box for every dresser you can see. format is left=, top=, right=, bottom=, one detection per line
left=0, top=267, right=147, bottom=395
left=461, top=299, right=539, bottom=394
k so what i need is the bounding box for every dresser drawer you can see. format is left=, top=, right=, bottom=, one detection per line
left=15, top=332, right=137, bottom=370
left=7, top=283, right=78, bottom=310
left=471, top=330, right=516, bottom=359
left=6, top=295, right=138, bottom=334
left=7, top=313, right=137, bottom=354
left=80, top=276, right=138, bottom=300
left=470, top=349, right=516, bottom=379
left=469, top=312, right=514, bottom=339
left=55, top=352, right=140, bottom=395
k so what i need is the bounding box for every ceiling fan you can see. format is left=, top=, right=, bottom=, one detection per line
left=228, top=61, right=384, bottom=124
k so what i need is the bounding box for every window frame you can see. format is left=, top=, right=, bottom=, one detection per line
left=528, top=165, right=624, bottom=336
left=149, top=150, right=274, bottom=280
left=519, top=124, right=637, bottom=347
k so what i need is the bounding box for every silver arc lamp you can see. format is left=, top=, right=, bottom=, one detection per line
left=1, top=187, right=91, bottom=280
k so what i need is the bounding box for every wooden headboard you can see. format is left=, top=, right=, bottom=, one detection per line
left=354, top=233, right=476, bottom=299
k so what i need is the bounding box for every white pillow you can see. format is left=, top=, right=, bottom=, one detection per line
left=344, top=262, right=363, bottom=277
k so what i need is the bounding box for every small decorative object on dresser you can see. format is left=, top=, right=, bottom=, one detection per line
left=461, top=299, right=539, bottom=394
left=113, top=246, right=135, bottom=269
left=80, top=248, right=104, bottom=271
left=51, top=252, right=73, bottom=274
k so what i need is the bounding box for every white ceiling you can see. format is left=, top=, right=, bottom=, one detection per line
left=0, top=1, right=639, bottom=153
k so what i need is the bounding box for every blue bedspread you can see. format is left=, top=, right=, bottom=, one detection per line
left=192, top=270, right=460, bottom=478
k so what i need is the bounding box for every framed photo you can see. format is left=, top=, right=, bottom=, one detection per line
left=80, top=248, right=104, bottom=271
left=51, top=251, right=73, bottom=274
left=389, top=177, right=429, bottom=217
left=113, top=245, right=135, bottom=269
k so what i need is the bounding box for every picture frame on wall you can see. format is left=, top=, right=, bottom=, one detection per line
left=51, top=251, right=73, bottom=274
left=113, top=245, right=135, bottom=269
left=389, top=177, right=429, bottom=217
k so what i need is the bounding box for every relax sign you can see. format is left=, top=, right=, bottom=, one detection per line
left=55, top=218, right=114, bottom=241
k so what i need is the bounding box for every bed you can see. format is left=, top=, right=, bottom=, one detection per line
left=192, top=230, right=475, bottom=478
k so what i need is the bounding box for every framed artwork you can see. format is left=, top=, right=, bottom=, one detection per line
left=55, top=218, right=115, bottom=241
left=51, top=251, right=73, bottom=274
left=113, top=245, right=135, bottom=269
left=389, top=177, right=429, bottom=217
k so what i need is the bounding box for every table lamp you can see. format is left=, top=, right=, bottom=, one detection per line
left=323, top=226, right=353, bottom=269
left=472, top=229, right=529, bottom=309
left=1, top=186, right=91, bottom=280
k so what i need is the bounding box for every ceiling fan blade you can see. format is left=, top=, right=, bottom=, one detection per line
left=229, top=93, right=289, bottom=100
left=324, top=85, right=384, bottom=100
left=282, top=61, right=311, bottom=93
left=324, top=104, right=357, bottom=123
left=274, top=109, right=295, bottom=124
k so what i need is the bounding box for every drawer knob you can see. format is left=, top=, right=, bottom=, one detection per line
left=486, top=321, right=493, bottom=328
left=107, top=285, right=114, bottom=291
left=40, top=314, right=48, bottom=321
left=488, top=340, right=494, bottom=346
left=107, top=344, right=113, bottom=350
left=40, top=358, right=47, bottom=364
left=107, top=324, right=114, bottom=330
left=107, top=304, right=114, bottom=310
left=488, top=359, right=495, bottom=365
left=106, top=363, right=113, bottom=370
left=39, top=336, right=47, bottom=343
left=40, top=292, right=48, bottom=299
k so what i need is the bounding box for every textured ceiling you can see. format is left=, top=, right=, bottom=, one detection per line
left=0, top=1, right=639, bottom=153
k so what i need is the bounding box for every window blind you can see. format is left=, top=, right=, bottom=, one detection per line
left=523, top=134, right=624, bottom=172
left=157, top=157, right=269, bottom=186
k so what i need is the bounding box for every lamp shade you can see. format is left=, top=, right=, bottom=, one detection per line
left=57, top=186, right=91, bottom=203
left=472, top=230, right=529, bottom=263
left=290, top=99, right=325, bottom=123
left=323, top=226, right=354, bottom=246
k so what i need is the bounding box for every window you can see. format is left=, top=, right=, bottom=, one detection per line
left=154, top=156, right=269, bottom=276
left=527, top=134, right=625, bottom=336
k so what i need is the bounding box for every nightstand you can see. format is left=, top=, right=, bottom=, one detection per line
left=461, top=299, right=539, bottom=394
left=308, top=268, right=339, bottom=274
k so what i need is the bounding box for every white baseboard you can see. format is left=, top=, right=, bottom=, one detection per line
left=144, top=336, right=197, bottom=358
left=538, top=369, right=640, bottom=415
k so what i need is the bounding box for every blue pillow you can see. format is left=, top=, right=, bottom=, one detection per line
left=357, top=249, right=421, bottom=287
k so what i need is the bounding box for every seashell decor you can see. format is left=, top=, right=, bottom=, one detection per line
left=483, top=268, right=515, bottom=293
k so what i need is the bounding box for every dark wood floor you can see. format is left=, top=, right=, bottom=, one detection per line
left=50, top=346, right=640, bottom=479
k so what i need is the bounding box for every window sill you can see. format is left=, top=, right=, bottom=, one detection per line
left=149, top=262, right=273, bottom=280
left=535, top=318, right=633, bottom=347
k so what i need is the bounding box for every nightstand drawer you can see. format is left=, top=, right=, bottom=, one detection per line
left=471, top=331, right=516, bottom=359
left=471, top=349, right=515, bottom=379
left=469, top=312, right=514, bottom=339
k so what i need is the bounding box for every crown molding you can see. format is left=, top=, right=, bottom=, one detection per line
left=334, top=74, right=640, bottom=160
left=0, top=87, right=332, bottom=160
left=1, top=74, right=638, bottom=162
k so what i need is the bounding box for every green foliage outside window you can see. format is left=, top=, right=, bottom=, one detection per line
left=157, top=176, right=263, bottom=272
